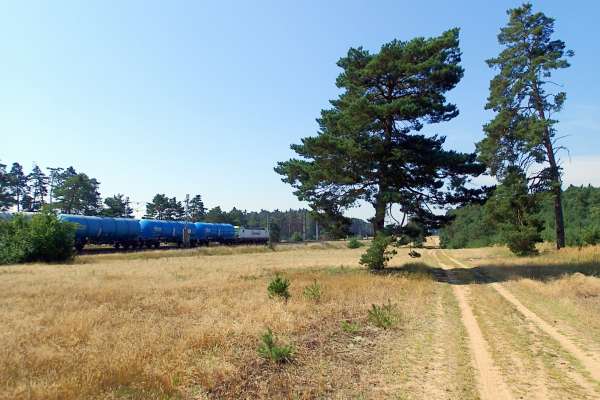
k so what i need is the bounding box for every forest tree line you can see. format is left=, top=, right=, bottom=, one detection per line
left=440, top=185, right=600, bottom=249
left=0, top=161, right=372, bottom=241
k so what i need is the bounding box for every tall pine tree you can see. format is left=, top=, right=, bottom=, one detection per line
left=188, top=194, right=206, bottom=221
left=477, top=3, right=573, bottom=249
left=28, top=165, right=49, bottom=211
left=53, top=172, right=102, bottom=215
left=276, top=29, right=485, bottom=236
left=102, top=194, right=134, bottom=218
left=0, top=162, right=13, bottom=210
left=8, top=163, right=28, bottom=212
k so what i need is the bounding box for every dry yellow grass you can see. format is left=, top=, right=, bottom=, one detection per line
left=0, top=243, right=457, bottom=400
left=6, top=239, right=600, bottom=399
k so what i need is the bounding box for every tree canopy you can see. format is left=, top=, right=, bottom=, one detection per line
left=276, top=29, right=485, bottom=236
left=102, top=194, right=134, bottom=218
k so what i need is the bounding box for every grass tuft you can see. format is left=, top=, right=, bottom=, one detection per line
left=367, top=300, right=398, bottom=329
left=257, top=328, right=294, bottom=363
left=302, top=279, right=323, bottom=302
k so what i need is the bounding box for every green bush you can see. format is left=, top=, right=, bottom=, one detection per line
left=0, top=211, right=75, bottom=265
left=257, top=328, right=294, bottom=363
left=367, top=301, right=398, bottom=329
left=359, top=233, right=397, bottom=270
left=267, top=274, right=291, bottom=301
left=504, top=227, right=540, bottom=256
left=302, top=279, right=322, bottom=302
left=346, top=237, right=363, bottom=249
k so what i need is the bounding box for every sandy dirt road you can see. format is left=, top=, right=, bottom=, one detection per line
left=430, top=249, right=600, bottom=400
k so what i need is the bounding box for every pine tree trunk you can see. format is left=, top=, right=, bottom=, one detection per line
left=373, top=200, right=386, bottom=234
left=546, top=146, right=566, bottom=249
left=553, top=183, right=566, bottom=249
left=533, top=82, right=566, bottom=249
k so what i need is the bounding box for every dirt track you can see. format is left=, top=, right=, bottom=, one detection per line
left=431, top=249, right=600, bottom=400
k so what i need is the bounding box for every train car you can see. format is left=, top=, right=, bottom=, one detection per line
left=235, top=226, right=269, bottom=244
left=58, top=214, right=140, bottom=250
left=139, top=219, right=197, bottom=248
left=215, top=223, right=235, bottom=243
left=194, top=222, right=236, bottom=245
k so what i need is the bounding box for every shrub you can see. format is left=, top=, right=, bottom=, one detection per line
left=367, top=301, right=398, bottom=329
left=257, top=328, right=294, bottom=363
left=341, top=320, right=360, bottom=334
left=302, top=280, right=322, bottom=302
left=359, top=233, right=397, bottom=270
left=505, top=227, right=540, bottom=256
left=267, top=274, right=291, bottom=301
left=0, top=211, right=75, bottom=265
left=290, top=232, right=303, bottom=242
left=347, top=237, right=363, bottom=249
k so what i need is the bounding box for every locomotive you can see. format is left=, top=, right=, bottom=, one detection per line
left=0, top=212, right=269, bottom=250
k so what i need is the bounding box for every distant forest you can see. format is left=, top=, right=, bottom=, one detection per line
left=0, top=161, right=372, bottom=240
left=440, top=185, right=600, bottom=249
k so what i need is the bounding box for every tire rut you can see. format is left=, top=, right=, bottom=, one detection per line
left=440, top=250, right=600, bottom=384
left=431, top=250, right=513, bottom=400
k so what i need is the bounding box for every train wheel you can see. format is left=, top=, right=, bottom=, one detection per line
left=114, top=243, right=121, bottom=250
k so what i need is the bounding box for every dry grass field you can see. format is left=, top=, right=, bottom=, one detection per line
left=2, top=241, right=600, bottom=399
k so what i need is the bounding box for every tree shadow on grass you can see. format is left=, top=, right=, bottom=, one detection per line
left=380, top=260, right=600, bottom=285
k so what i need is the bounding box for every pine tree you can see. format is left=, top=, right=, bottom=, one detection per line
left=167, top=197, right=185, bottom=220
left=0, top=162, right=13, bottom=210
left=484, top=168, right=543, bottom=256
left=8, top=163, right=28, bottom=212
left=28, top=165, right=49, bottom=211
left=102, top=194, right=134, bottom=218
left=145, top=194, right=170, bottom=220
left=53, top=172, right=102, bottom=215
left=477, top=3, right=573, bottom=249
left=276, top=29, right=485, bottom=236
left=188, top=194, right=206, bottom=221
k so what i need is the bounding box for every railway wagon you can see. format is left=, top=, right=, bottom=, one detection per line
left=58, top=214, right=141, bottom=250
left=139, top=219, right=197, bottom=248
left=194, top=222, right=235, bottom=244
left=235, top=226, right=269, bottom=244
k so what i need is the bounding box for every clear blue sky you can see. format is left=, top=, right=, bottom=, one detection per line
left=2, top=1, right=598, bottom=219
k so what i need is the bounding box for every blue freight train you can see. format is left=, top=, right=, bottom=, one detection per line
left=55, top=214, right=265, bottom=251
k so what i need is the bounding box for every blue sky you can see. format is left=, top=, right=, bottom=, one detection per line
left=1, top=1, right=598, bottom=219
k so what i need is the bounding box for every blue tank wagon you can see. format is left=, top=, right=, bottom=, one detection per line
left=194, top=222, right=236, bottom=245
left=139, top=219, right=197, bottom=248
left=58, top=214, right=141, bottom=251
